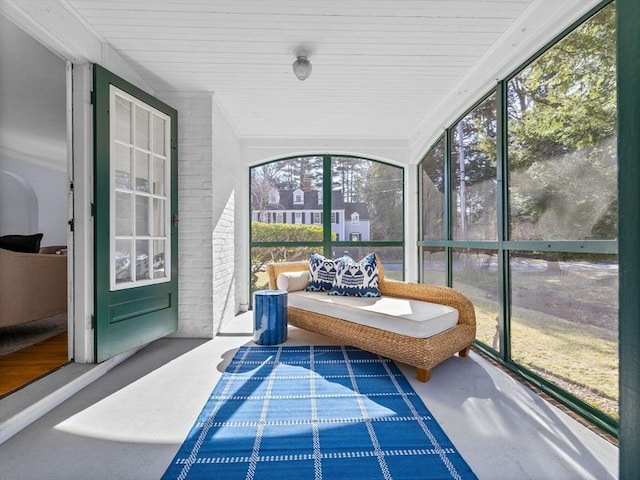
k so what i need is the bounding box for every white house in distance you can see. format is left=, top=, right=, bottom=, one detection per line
left=252, top=180, right=371, bottom=241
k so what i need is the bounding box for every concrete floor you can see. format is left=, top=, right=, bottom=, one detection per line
left=0, top=312, right=618, bottom=479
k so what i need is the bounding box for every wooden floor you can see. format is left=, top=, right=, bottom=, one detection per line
left=0, top=332, right=69, bottom=397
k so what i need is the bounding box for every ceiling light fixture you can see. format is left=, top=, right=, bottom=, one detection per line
left=292, top=55, right=312, bottom=81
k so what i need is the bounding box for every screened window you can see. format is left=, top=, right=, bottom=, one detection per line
left=251, top=155, right=404, bottom=292
left=420, top=137, right=446, bottom=241
left=506, top=3, right=618, bottom=422
left=451, top=93, right=497, bottom=241
left=417, top=2, right=618, bottom=432
left=507, top=8, right=617, bottom=242
left=333, top=156, right=403, bottom=242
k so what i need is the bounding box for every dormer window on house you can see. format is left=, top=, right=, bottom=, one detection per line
left=268, top=191, right=280, bottom=204
left=293, top=189, right=304, bottom=205
left=351, top=212, right=359, bottom=225
left=318, top=191, right=323, bottom=205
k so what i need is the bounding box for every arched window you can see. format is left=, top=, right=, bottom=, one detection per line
left=250, top=154, right=404, bottom=292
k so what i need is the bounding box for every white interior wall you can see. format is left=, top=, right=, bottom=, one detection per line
left=0, top=14, right=68, bottom=246
left=0, top=155, right=67, bottom=244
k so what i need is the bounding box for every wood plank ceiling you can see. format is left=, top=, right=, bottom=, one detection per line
left=22, top=1, right=601, bottom=142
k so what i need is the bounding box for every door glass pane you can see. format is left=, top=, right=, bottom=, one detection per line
left=153, top=198, right=165, bottom=236
left=110, top=85, right=171, bottom=290
left=153, top=157, right=165, bottom=195
left=451, top=93, right=497, bottom=241
left=115, top=96, right=131, bottom=143
left=153, top=240, right=166, bottom=279
left=115, top=239, right=132, bottom=284
left=135, top=152, right=150, bottom=192
left=509, top=251, right=619, bottom=420
left=153, top=114, right=166, bottom=155
left=135, top=105, right=150, bottom=150
left=115, top=192, right=132, bottom=236
left=135, top=239, right=150, bottom=280
left=421, top=138, right=446, bottom=241
left=115, top=144, right=132, bottom=190
left=135, top=195, right=150, bottom=236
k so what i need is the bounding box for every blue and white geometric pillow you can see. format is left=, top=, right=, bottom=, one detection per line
left=328, top=253, right=380, bottom=297
left=306, top=252, right=338, bottom=292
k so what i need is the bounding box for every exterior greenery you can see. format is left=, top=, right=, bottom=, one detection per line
left=250, top=155, right=404, bottom=295
left=418, top=1, right=618, bottom=435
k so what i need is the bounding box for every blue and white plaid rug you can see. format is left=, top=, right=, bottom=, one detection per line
left=162, top=345, right=477, bottom=480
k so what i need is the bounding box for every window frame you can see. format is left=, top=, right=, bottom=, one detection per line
left=250, top=153, right=405, bottom=291
left=417, top=0, right=618, bottom=437
left=109, top=85, right=172, bottom=291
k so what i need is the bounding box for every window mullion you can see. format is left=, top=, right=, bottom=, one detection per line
left=444, top=128, right=453, bottom=287
left=322, top=155, right=332, bottom=257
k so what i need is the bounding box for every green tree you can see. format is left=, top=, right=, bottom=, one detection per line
left=451, top=93, right=498, bottom=240
left=332, top=157, right=368, bottom=203
left=507, top=4, right=617, bottom=241
left=421, top=137, right=446, bottom=240
left=363, top=162, right=403, bottom=241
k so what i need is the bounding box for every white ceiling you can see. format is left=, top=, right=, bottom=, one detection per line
left=60, top=0, right=597, bottom=142
left=1, top=0, right=601, bottom=159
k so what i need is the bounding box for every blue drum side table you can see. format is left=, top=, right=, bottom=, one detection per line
left=253, top=290, right=288, bottom=345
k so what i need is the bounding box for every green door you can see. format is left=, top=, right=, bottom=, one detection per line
left=93, top=64, right=178, bottom=362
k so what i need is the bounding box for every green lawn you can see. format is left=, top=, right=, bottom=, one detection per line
left=473, top=298, right=618, bottom=419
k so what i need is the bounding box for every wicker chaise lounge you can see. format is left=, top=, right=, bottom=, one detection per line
left=266, top=260, right=476, bottom=382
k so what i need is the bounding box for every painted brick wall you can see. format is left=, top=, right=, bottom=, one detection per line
left=158, top=92, right=244, bottom=337
left=212, top=95, right=243, bottom=332
left=159, top=92, right=214, bottom=337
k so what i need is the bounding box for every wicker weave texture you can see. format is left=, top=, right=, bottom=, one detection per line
left=265, top=260, right=476, bottom=376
